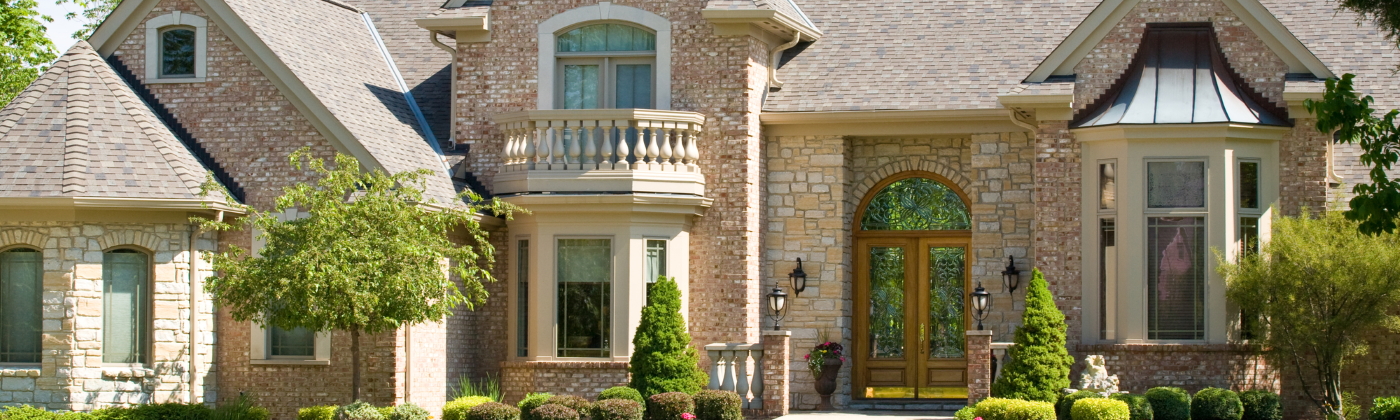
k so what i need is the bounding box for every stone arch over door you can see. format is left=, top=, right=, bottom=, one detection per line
left=848, top=160, right=974, bottom=223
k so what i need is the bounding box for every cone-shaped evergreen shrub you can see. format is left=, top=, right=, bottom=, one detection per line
left=990, top=269, right=1074, bottom=403
left=629, top=278, right=708, bottom=396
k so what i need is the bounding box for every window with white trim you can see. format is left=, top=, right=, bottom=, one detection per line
left=144, top=12, right=207, bottom=83
left=1145, top=160, right=1208, bottom=341
left=556, top=24, right=656, bottom=109
left=103, top=249, right=151, bottom=364
left=556, top=238, right=611, bottom=358
left=1097, top=161, right=1117, bottom=341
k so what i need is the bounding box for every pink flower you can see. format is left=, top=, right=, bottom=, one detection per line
left=839, top=357, right=846, bottom=362
left=682, top=413, right=696, bottom=420
left=804, top=354, right=810, bottom=359
left=975, top=417, right=983, bottom=420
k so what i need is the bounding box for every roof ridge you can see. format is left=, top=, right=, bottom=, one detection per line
left=61, top=43, right=98, bottom=195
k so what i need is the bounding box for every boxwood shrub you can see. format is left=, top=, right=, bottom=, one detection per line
left=1373, top=397, right=1400, bottom=420
left=1057, top=390, right=1101, bottom=420
left=1191, top=388, right=1243, bottom=420
left=298, top=406, right=337, bottom=420
left=645, top=392, right=694, bottom=420
left=544, top=396, right=594, bottom=419
left=389, top=404, right=429, bottom=420
left=954, top=406, right=976, bottom=420
left=693, top=390, right=741, bottom=420
left=1108, top=394, right=1153, bottom=420
left=336, top=402, right=384, bottom=420
left=530, top=405, right=579, bottom=420
left=4, top=406, right=95, bottom=420
left=1071, top=398, right=1129, bottom=420
left=592, top=400, right=643, bottom=420
left=519, top=393, right=555, bottom=420
left=597, top=387, right=645, bottom=406
left=447, top=397, right=499, bottom=420
left=974, top=397, right=1057, bottom=420
left=466, top=403, right=520, bottom=420
left=1238, top=390, right=1281, bottom=420
left=1144, top=387, right=1191, bottom=420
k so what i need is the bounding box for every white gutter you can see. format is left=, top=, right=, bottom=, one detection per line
left=429, top=30, right=459, bottom=151
left=360, top=12, right=452, bottom=174
left=768, top=30, right=801, bottom=90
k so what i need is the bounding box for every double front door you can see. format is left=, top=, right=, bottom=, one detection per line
left=854, top=237, right=970, bottom=399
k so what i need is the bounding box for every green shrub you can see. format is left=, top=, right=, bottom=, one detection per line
left=298, top=406, right=337, bottom=420
left=954, top=406, right=976, bottom=420
left=1109, top=394, right=1153, bottom=420
left=448, top=396, right=499, bottom=420
left=389, top=404, right=429, bottom=420
left=544, top=396, right=593, bottom=419
left=1238, top=390, right=1280, bottom=420
left=597, top=387, right=645, bottom=406
left=1144, top=388, right=1191, bottom=420
left=989, top=270, right=1074, bottom=403
left=974, top=398, right=1057, bottom=420
left=453, top=374, right=503, bottom=402
left=378, top=407, right=396, bottom=420
left=467, top=403, right=520, bottom=420
left=1071, top=398, right=1129, bottom=420
left=1057, top=390, right=1100, bottom=420
left=629, top=278, right=708, bottom=396
left=645, top=392, right=694, bottom=420
left=1372, top=397, right=1400, bottom=420
left=211, top=395, right=269, bottom=420
left=530, top=405, right=578, bottom=420
left=3, top=406, right=95, bottom=420
left=337, top=402, right=385, bottom=420
left=1191, top=388, right=1243, bottom=420
left=592, top=400, right=643, bottom=420
left=692, top=390, right=741, bottom=420
left=519, top=393, right=555, bottom=420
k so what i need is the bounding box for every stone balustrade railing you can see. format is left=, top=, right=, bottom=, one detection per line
left=705, top=343, right=764, bottom=410
left=496, top=109, right=705, bottom=173
left=991, top=342, right=1015, bottom=381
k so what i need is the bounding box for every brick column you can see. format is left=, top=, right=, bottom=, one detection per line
left=762, top=331, right=791, bottom=418
left=967, top=330, right=994, bottom=405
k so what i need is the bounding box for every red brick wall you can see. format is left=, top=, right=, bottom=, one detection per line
left=499, top=361, right=630, bottom=403
left=1032, top=121, right=1083, bottom=348
left=1077, top=344, right=1278, bottom=393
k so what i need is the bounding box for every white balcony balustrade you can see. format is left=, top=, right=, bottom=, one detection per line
left=705, top=343, right=764, bottom=410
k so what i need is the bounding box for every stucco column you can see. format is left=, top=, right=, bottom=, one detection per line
left=762, top=330, right=791, bottom=418
left=966, top=330, right=994, bottom=405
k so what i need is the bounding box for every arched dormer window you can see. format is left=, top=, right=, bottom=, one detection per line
left=538, top=4, right=672, bottom=110
left=144, top=11, right=207, bottom=83
left=159, top=27, right=196, bottom=78
left=0, top=247, right=43, bottom=363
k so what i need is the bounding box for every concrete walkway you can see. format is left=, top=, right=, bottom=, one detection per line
left=775, top=411, right=955, bottom=420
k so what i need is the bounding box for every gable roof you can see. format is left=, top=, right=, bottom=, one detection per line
left=348, top=0, right=457, bottom=146
left=0, top=41, right=218, bottom=201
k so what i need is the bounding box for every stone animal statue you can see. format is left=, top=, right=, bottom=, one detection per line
left=1078, top=354, right=1120, bottom=395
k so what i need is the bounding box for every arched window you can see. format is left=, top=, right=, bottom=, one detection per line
left=859, top=177, right=971, bottom=231
left=556, top=23, right=657, bottom=109
left=160, top=27, right=196, bottom=78
left=1, top=248, right=42, bottom=363
left=103, top=249, right=150, bottom=364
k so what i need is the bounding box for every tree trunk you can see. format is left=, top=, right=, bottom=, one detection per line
left=352, top=328, right=361, bottom=402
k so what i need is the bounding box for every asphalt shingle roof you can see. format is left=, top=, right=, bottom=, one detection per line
left=348, top=0, right=459, bottom=146
left=0, top=41, right=210, bottom=199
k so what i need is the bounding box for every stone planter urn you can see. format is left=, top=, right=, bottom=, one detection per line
left=813, top=358, right=842, bottom=410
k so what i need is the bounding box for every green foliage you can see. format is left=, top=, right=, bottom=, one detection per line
left=973, top=398, right=1057, bottom=420
left=518, top=393, right=555, bottom=420
left=1239, top=391, right=1281, bottom=420
left=2, top=406, right=94, bottom=420
left=529, top=405, right=578, bottom=420
left=53, top=0, right=117, bottom=38
left=1057, top=391, right=1100, bottom=420
left=1191, top=388, right=1243, bottom=420
left=377, top=408, right=395, bottom=420
left=447, top=397, right=500, bottom=420
left=453, top=374, right=503, bottom=402
left=692, top=390, right=741, bottom=420
left=628, top=277, right=708, bottom=396
left=209, top=394, right=269, bottom=420
left=1306, top=74, right=1400, bottom=235
left=544, top=396, right=593, bottom=419
left=298, top=406, right=337, bottom=420
left=1218, top=211, right=1400, bottom=419
left=336, top=402, right=384, bottom=420
left=466, top=403, right=520, bottom=420
left=644, top=393, right=694, bottom=420
left=1372, top=397, right=1400, bottom=420
left=954, top=406, right=977, bottom=420
left=0, top=0, right=57, bottom=107
left=1109, top=394, right=1153, bottom=420
left=990, top=269, right=1073, bottom=403
left=1144, top=388, right=1190, bottom=420
left=592, top=400, right=643, bottom=420
left=389, top=404, right=429, bottom=420
left=1071, top=399, right=1130, bottom=420
left=597, top=387, right=645, bottom=406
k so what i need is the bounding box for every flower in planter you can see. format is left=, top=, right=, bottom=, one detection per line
left=681, top=413, right=695, bottom=420
left=804, top=341, right=845, bottom=377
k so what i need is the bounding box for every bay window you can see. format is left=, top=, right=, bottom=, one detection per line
left=556, top=24, right=656, bottom=110
left=1145, top=160, right=1208, bottom=340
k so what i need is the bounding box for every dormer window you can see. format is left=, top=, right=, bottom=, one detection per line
left=556, top=24, right=656, bottom=109
left=160, top=28, right=196, bottom=78
left=144, top=11, right=207, bottom=83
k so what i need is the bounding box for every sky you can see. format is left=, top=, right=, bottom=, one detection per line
left=35, top=0, right=87, bottom=53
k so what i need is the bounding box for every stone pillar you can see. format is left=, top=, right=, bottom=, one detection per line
left=967, top=330, right=994, bottom=405
left=762, top=331, right=791, bottom=418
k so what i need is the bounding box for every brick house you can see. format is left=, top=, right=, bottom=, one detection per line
left=1, top=0, right=1398, bottom=417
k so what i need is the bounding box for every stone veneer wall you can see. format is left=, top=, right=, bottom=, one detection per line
left=499, top=362, right=629, bottom=404
left=0, top=223, right=216, bottom=410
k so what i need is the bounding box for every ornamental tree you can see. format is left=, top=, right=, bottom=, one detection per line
left=990, top=269, right=1074, bottom=403
left=1, top=0, right=57, bottom=106
left=629, top=277, right=708, bottom=396
left=1305, top=75, right=1400, bottom=235
left=1218, top=210, right=1400, bottom=420
left=199, top=150, right=514, bottom=401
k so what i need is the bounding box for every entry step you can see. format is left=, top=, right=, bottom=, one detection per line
left=847, top=399, right=966, bottom=412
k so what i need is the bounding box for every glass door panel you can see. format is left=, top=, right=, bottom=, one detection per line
left=868, top=246, right=906, bottom=359
left=919, top=242, right=969, bottom=396
left=856, top=240, right=916, bottom=397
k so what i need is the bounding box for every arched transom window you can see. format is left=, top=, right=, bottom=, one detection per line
left=556, top=23, right=657, bottom=109
left=859, top=177, right=971, bottom=231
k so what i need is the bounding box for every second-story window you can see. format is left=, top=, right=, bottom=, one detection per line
left=160, top=27, right=197, bottom=78
left=556, top=24, right=656, bottom=109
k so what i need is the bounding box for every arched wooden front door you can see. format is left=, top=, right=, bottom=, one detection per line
left=853, top=173, right=972, bottom=400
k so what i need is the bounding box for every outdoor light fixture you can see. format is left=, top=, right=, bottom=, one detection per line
left=1002, top=255, right=1022, bottom=295
left=767, top=287, right=789, bottom=331
left=788, top=258, right=808, bottom=296
left=970, top=283, right=991, bottom=330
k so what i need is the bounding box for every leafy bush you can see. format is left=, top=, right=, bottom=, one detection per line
left=468, top=403, right=521, bottom=420
left=210, top=395, right=270, bottom=420
left=1144, top=388, right=1191, bottom=420
left=597, top=387, right=645, bottom=406
left=544, top=396, right=593, bottom=419
left=1071, top=398, right=1129, bottom=420
left=629, top=278, right=708, bottom=396
left=389, top=404, right=429, bottom=420
left=530, top=405, right=578, bottom=420
left=1191, top=388, right=1243, bottom=420
left=1057, top=390, right=1100, bottom=420
left=645, top=392, right=694, bottom=420
left=1109, top=394, right=1153, bottom=420
left=298, top=406, right=337, bottom=420
left=454, top=374, right=503, bottom=402
left=592, top=400, right=643, bottom=420
left=974, top=398, right=1057, bottom=420
left=692, top=390, right=741, bottom=420
left=990, top=270, right=1074, bottom=403
left=3, top=406, right=95, bottom=420
left=337, top=402, right=385, bottom=420
left=378, top=408, right=396, bottom=420
left=448, top=397, right=500, bottom=420
left=954, top=406, right=976, bottom=420
left=519, top=393, right=555, bottom=420
left=1373, top=397, right=1400, bottom=420
left=1238, top=390, right=1281, bottom=420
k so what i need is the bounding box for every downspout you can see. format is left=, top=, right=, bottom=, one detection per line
left=768, top=30, right=801, bottom=90
left=429, top=30, right=458, bottom=152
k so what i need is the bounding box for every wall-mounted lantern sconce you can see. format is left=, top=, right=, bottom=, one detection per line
left=970, top=283, right=991, bottom=330
left=1002, top=255, right=1022, bottom=295
left=789, top=258, right=808, bottom=297
left=767, top=287, right=789, bottom=331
